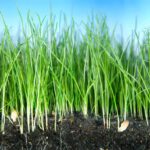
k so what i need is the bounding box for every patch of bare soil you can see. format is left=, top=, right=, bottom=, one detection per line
left=0, top=113, right=150, bottom=150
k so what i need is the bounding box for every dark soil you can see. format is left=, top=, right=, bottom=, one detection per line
left=0, top=113, right=150, bottom=150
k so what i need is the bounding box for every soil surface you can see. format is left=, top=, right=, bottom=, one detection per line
left=0, top=113, right=150, bottom=150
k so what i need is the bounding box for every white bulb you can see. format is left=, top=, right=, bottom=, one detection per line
left=11, top=110, right=18, bottom=122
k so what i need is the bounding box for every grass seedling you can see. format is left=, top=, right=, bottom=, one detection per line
left=0, top=12, right=150, bottom=133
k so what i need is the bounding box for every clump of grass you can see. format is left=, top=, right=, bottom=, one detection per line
left=0, top=12, right=150, bottom=134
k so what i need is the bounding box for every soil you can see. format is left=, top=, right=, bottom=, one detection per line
left=0, top=113, right=150, bottom=150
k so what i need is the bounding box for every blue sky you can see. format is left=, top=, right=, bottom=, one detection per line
left=0, top=0, right=150, bottom=39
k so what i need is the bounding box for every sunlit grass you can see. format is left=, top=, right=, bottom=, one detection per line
left=0, top=12, right=150, bottom=134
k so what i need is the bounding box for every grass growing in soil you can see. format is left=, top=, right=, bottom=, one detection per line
left=0, top=12, right=150, bottom=134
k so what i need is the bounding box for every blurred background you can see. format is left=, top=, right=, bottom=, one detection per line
left=0, top=0, right=149, bottom=40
